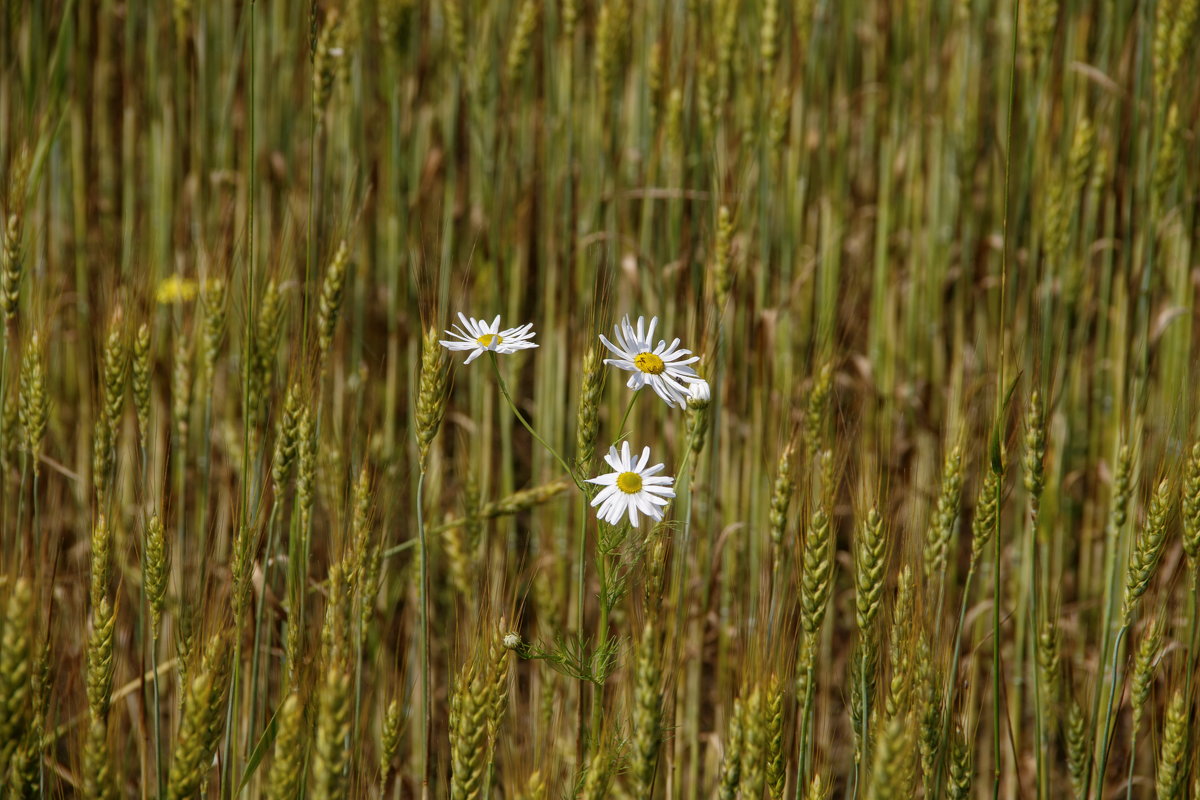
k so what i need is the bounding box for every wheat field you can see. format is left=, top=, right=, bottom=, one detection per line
left=0, top=0, right=1198, bottom=798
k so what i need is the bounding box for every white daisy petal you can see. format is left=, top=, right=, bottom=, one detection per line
left=590, top=485, right=618, bottom=507
left=658, top=372, right=691, bottom=395
left=500, top=324, right=526, bottom=338
left=601, top=500, right=623, bottom=524
left=598, top=335, right=625, bottom=358
left=648, top=379, right=678, bottom=407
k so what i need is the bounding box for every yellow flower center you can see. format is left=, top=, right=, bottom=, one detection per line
left=634, top=352, right=666, bottom=374
left=476, top=333, right=504, bottom=348
left=616, top=471, right=643, bottom=494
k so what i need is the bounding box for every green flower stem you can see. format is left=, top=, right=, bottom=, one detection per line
left=617, top=390, right=639, bottom=438
left=489, top=352, right=583, bottom=491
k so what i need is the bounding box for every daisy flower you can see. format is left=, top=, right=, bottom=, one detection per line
left=599, top=315, right=704, bottom=408
left=439, top=313, right=538, bottom=365
left=587, top=442, right=676, bottom=528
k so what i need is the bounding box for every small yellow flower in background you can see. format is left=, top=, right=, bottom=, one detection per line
left=156, top=274, right=200, bottom=304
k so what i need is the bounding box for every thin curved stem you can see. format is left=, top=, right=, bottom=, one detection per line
left=150, top=629, right=162, bottom=798
left=992, top=476, right=1003, bottom=800
left=0, top=342, right=8, bottom=563
left=1185, top=568, right=1199, bottom=753
left=575, top=490, right=589, bottom=763
left=616, top=390, right=639, bottom=438
left=589, top=535, right=612, bottom=743
left=489, top=352, right=584, bottom=490
left=225, top=3, right=258, bottom=789
left=1094, top=624, right=1129, bottom=794
left=1122, top=715, right=1138, bottom=800
left=670, top=420, right=700, bottom=646
left=248, top=501, right=281, bottom=735
left=1085, top=512, right=1124, bottom=800
left=934, top=562, right=977, bottom=797
left=670, top=418, right=698, bottom=797
left=417, top=468, right=431, bottom=800
left=1029, top=510, right=1046, bottom=800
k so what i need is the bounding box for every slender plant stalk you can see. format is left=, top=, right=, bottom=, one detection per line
left=247, top=501, right=281, bottom=738
left=575, top=484, right=590, bottom=763
left=991, top=474, right=1003, bottom=800
left=1029, top=523, right=1046, bottom=800
left=990, top=0, right=1019, bottom=793
left=589, top=531, right=612, bottom=743
left=1094, top=624, right=1129, bottom=791
left=488, top=353, right=582, bottom=490
left=935, top=563, right=977, bottom=794
left=416, top=467, right=431, bottom=800
left=223, top=2, right=258, bottom=791
left=1186, top=568, right=1199, bottom=728
left=1085, top=465, right=1126, bottom=800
